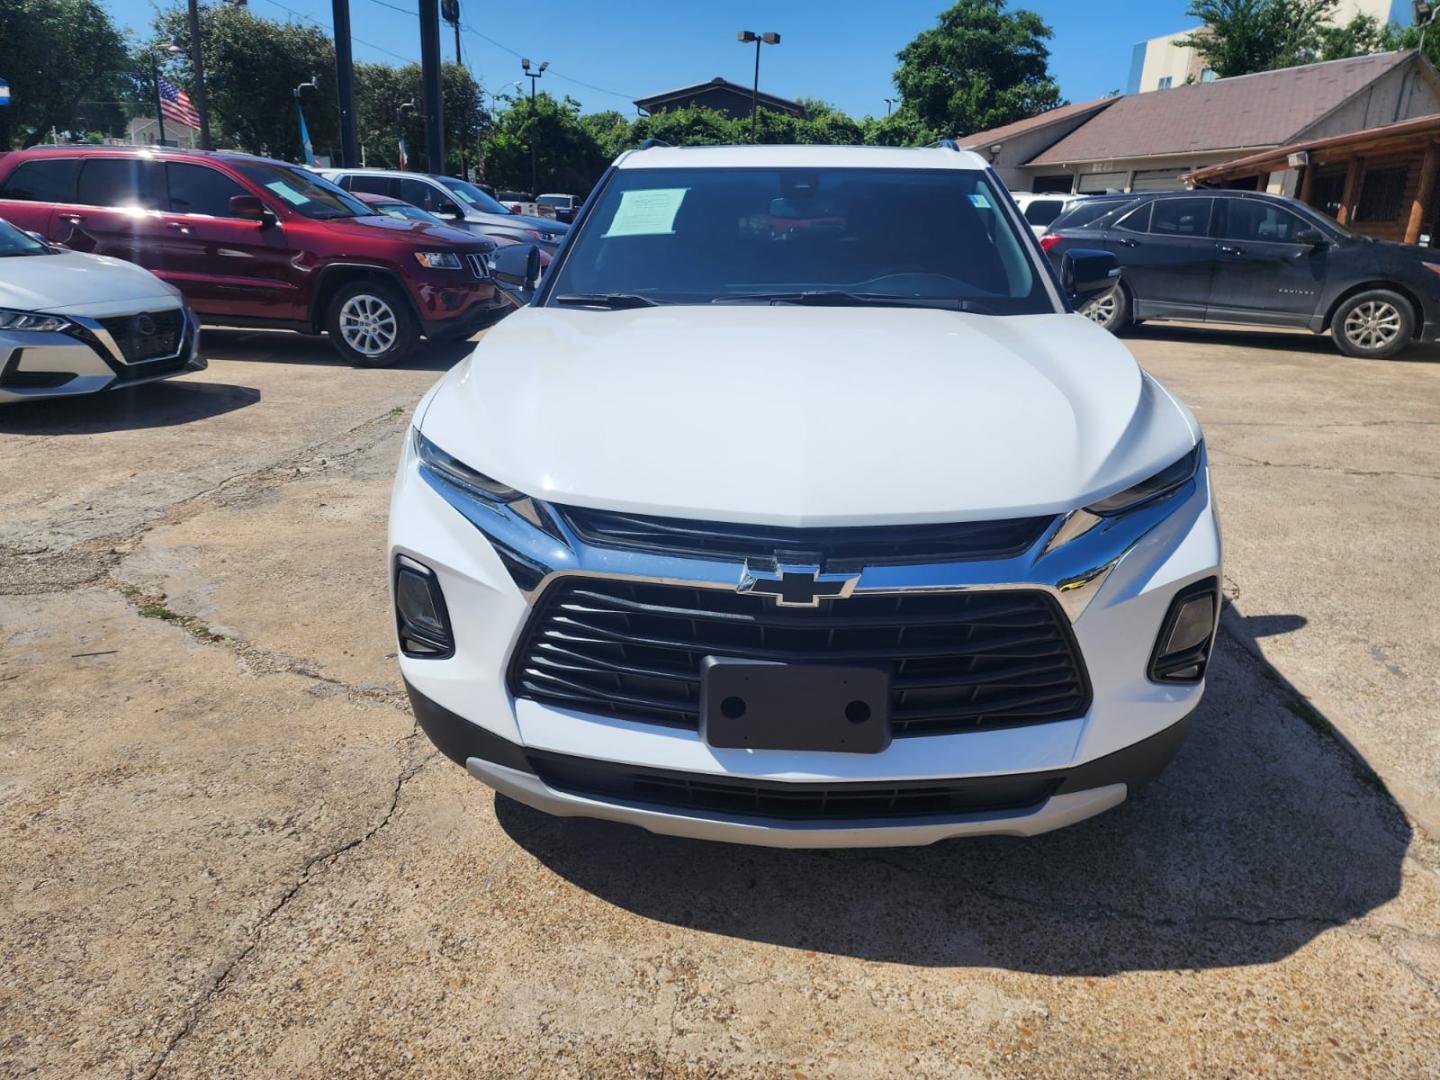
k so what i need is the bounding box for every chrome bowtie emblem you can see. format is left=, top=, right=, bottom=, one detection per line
left=738, top=562, right=859, bottom=607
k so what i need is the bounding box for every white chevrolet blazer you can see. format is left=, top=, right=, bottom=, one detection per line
left=388, top=144, right=1222, bottom=848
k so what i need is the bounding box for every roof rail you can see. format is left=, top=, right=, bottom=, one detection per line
left=928, top=138, right=962, bottom=151
left=638, top=138, right=672, bottom=150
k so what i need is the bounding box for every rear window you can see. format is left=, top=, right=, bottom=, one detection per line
left=0, top=157, right=81, bottom=202
left=1052, top=198, right=1136, bottom=231
left=1149, top=198, right=1213, bottom=237
left=1021, top=199, right=1065, bottom=226
left=346, top=174, right=395, bottom=197
left=76, top=158, right=165, bottom=209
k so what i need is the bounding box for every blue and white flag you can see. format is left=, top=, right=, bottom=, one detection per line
left=0, top=79, right=11, bottom=108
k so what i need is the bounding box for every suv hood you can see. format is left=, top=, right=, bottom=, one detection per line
left=2, top=251, right=182, bottom=314
left=420, top=306, right=1198, bottom=526
left=322, top=213, right=493, bottom=250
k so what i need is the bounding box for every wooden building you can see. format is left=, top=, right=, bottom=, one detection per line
left=1186, top=113, right=1440, bottom=246
left=634, top=78, right=808, bottom=122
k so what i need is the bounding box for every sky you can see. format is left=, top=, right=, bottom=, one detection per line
left=104, top=0, right=1213, bottom=117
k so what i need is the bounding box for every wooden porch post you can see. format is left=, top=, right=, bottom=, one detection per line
left=1336, top=157, right=1362, bottom=226
left=1404, top=143, right=1439, bottom=245
left=1298, top=163, right=1315, bottom=205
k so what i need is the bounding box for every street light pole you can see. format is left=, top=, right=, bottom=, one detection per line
left=396, top=100, right=417, bottom=168
left=883, top=97, right=896, bottom=116
left=149, top=41, right=181, bottom=147
left=521, top=58, right=548, bottom=194
left=185, top=0, right=211, bottom=149
left=736, top=31, right=780, bottom=144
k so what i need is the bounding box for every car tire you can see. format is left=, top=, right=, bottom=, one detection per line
left=1332, top=289, right=1413, bottom=359
left=326, top=281, right=418, bottom=367
left=1080, top=283, right=1129, bottom=333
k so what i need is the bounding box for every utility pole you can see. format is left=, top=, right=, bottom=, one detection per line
left=736, top=31, right=780, bottom=144
left=185, top=0, right=211, bottom=149
left=150, top=53, right=168, bottom=147
left=442, top=0, right=466, bottom=179
left=332, top=0, right=359, bottom=166
left=418, top=0, right=445, bottom=174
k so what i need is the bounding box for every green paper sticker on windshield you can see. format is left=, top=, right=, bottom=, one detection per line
left=264, top=181, right=310, bottom=207
left=604, top=188, right=687, bottom=237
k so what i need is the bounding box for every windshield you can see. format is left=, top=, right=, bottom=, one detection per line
left=378, top=202, right=445, bottom=225
left=546, top=166, right=1053, bottom=313
left=232, top=162, right=368, bottom=219
left=0, top=218, right=52, bottom=256
left=437, top=177, right=511, bottom=215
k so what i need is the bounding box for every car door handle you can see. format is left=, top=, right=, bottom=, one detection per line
left=1115, top=237, right=1139, bottom=248
left=59, top=213, right=84, bottom=224
left=167, top=222, right=193, bottom=234
left=1219, top=244, right=1244, bottom=256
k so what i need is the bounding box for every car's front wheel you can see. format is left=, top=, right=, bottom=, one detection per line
left=1080, top=284, right=1128, bottom=333
left=1332, top=289, right=1413, bottom=359
left=327, top=281, right=418, bottom=367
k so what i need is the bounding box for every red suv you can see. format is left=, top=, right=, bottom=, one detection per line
left=0, top=147, right=507, bottom=366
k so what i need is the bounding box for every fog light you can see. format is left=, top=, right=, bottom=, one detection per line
left=394, top=556, right=454, bottom=658
left=1148, top=577, right=1219, bottom=683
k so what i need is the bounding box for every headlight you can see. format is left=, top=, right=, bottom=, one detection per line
left=0, top=308, right=72, bottom=333
left=414, top=430, right=521, bottom=502
left=413, top=251, right=463, bottom=270
left=1085, top=445, right=1201, bottom=516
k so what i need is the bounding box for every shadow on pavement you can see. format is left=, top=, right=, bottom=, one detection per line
left=199, top=328, right=476, bottom=372
left=1125, top=321, right=1440, bottom=363
left=1243, top=613, right=1308, bottom=638
left=0, top=380, right=260, bottom=435
left=498, top=618, right=1409, bottom=975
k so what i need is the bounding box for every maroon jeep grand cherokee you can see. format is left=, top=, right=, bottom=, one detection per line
left=0, top=147, right=506, bottom=366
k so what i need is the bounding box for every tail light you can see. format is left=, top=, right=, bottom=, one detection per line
left=1039, top=233, right=1061, bottom=253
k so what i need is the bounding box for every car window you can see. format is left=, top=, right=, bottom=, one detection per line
left=1022, top=199, right=1065, bottom=226
left=347, top=174, right=395, bottom=197
left=1220, top=199, right=1308, bottom=243
left=396, top=177, right=451, bottom=214
left=1051, top=199, right=1133, bottom=231
left=0, top=217, right=54, bottom=255
left=548, top=166, right=1052, bottom=314
left=231, top=162, right=366, bottom=219
left=537, top=195, right=570, bottom=208
left=1112, top=203, right=1151, bottom=233
left=0, top=157, right=81, bottom=202
left=166, top=162, right=248, bottom=217
left=1148, top=198, right=1212, bottom=237
left=75, top=158, right=165, bottom=209
left=438, top=177, right=512, bottom=214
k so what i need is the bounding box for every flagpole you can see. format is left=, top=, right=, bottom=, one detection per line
left=150, top=54, right=168, bottom=147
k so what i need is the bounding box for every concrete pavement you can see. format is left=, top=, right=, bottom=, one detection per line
left=1, top=325, right=1437, bottom=1077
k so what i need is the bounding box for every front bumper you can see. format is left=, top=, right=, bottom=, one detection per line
left=0, top=306, right=204, bottom=404
left=390, top=437, right=1222, bottom=846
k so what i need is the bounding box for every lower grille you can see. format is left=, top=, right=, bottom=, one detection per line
left=98, top=309, right=185, bottom=363
left=508, top=578, right=1091, bottom=738
left=528, top=750, right=1058, bottom=820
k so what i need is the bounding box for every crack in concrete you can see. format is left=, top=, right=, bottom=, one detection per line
left=140, top=741, right=437, bottom=1079
left=1209, top=451, right=1440, bottom=482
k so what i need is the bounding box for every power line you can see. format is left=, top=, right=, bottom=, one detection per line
left=458, top=23, right=636, bottom=100
left=255, top=0, right=415, bottom=63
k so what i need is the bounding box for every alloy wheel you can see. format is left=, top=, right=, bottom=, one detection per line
left=338, top=294, right=399, bottom=357
left=1081, top=289, right=1118, bottom=326
left=1342, top=300, right=1402, bottom=352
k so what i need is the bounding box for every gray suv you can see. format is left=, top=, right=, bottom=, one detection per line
left=320, top=169, right=568, bottom=251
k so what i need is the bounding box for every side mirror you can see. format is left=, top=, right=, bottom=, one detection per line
left=436, top=204, right=463, bottom=220
left=1294, top=227, right=1327, bottom=248
left=229, top=195, right=274, bottom=224
left=1061, top=248, right=1121, bottom=305
left=491, top=243, right=542, bottom=303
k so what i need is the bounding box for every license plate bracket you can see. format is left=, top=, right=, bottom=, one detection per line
left=700, top=657, right=891, bottom=754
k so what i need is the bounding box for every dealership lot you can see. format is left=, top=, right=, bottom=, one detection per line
left=2, top=327, right=1439, bottom=1077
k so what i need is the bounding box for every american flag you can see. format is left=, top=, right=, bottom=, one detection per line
left=157, top=75, right=201, bottom=130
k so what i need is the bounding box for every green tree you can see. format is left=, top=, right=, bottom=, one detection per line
left=481, top=92, right=611, bottom=194
left=1176, top=0, right=1338, bottom=78
left=1318, top=13, right=1394, bottom=60
left=892, top=0, right=1063, bottom=137
left=153, top=3, right=338, bottom=158
left=353, top=61, right=484, bottom=173
left=0, top=0, right=130, bottom=148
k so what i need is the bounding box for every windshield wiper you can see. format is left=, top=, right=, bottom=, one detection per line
left=553, top=292, right=661, bottom=309
left=711, top=291, right=991, bottom=312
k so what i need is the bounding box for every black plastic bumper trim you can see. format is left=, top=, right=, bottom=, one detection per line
left=404, top=680, right=1191, bottom=800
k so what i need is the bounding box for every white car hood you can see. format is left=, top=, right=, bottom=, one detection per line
left=420, top=306, right=1199, bottom=526
left=0, top=251, right=181, bottom=314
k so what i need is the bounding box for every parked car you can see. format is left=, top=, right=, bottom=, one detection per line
left=0, top=215, right=203, bottom=404
left=323, top=169, right=568, bottom=251
left=391, top=143, right=1220, bottom=848
left=0, top=147, right=507, bottom=367
left=536, top=192, right=579, bottom=224
left=1042, top=193, right=1141, bottom=236
left=1009, top=191, right=1091, bottom=235
left=495, top=189, right=536, bottom=215
left=1042, top=188, right=1440, bottom=357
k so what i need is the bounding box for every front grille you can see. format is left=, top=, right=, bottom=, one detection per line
left=527, top=749, right=1058, bottom=820
left=98, top=309, right=185, bottom=363
left=508, top=579, right=1091, bottom=738
left=466, top=253, right=491, bottom=279
left=556, top=505, right=1053, bottom=569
